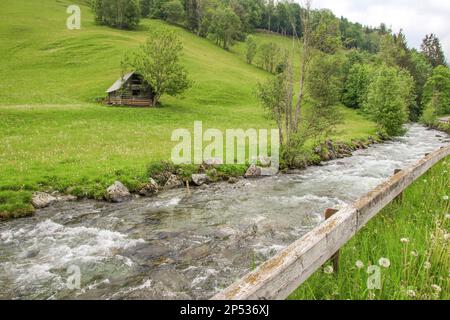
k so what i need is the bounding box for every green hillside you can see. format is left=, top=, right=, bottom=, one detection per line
left=0, top=0, right=376, bottom=217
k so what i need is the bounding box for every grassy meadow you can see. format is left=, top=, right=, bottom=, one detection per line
left=0, top=0, right=377, bottom=217
left=289, top=157, right=450, bottom=300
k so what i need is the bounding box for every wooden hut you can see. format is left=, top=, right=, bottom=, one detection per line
left=106, top=72, right=154, bottom=107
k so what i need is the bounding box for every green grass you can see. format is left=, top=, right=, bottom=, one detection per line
left=289, top=157, right=450, bottom=300
left=0, top=0, right=376, bottom=218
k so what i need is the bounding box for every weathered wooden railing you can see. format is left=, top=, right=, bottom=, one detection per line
left=212, top=145, right=450, bottom=300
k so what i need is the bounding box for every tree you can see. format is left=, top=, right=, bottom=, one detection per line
left=310, top=9, right=342, bottom=54
left=256, top=74, right=286, bottom=145
left=245, top=35, right=258, bottom=64
left=305, top=53, right=344, bottom=139
left=127, top=29, right=192, bottom=105
left=91, top=0, right=140, bottom=29
left=258, top=42, right=280, bottom=73
left=163, top=0, right=185, bottom=25
left=140, top=0, right=151, bottom=17
left=342, top=63, right=373, bottom=109
left=422, top=66, right=450, bottom=118
left=208, top=7, right=241, bottom=50
left=408, top=50, right=433, bottom=119
left=364, top=65, right=409, bottom=136
left=421, top=34, right=447, bottom=68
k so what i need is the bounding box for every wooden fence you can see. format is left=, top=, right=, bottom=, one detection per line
left=212, top=145, right=450, bottom=300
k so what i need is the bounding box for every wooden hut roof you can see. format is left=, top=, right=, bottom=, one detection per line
left=106, top=71, right=135, bottom=93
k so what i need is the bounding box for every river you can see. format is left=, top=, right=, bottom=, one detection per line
left=0, top=124, right=448, bottom=299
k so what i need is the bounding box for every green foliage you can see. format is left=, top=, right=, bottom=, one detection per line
left=342, top=63, right=373, bottom=109
left=258, top=42, right=280, bottom=74
left=163, top=0, right=185, bottom=25
left=364, top=65, right=409, bottom=136
left=245, top=35, right=258, bottom=64
left=127, top=28, right=192, bottom=105
left=91, top=0, right=140, bottom=30
left=422, top=66, right=450, bottom=117
left=421, top=34, right=447, bottom=68
left=290, top=157, right=450, bottom=300
left=305, top=53, right=345, bottom=139
left=207, top=7, right=241, bottom=50
left=215, top=164, right=247, bottom=177
left=256, top=73, right=285, bottom=131
left=407, top=50, right=434, bottom=120
left=310, top=9, right=342, bottom=54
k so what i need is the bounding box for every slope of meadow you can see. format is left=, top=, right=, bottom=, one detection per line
left=0, top=0, right=376, bottom=217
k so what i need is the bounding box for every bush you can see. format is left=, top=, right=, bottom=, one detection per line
left=92, top=0, right=140, bottom=30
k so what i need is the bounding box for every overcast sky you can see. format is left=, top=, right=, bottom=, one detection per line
left=311, top=0, right=450, bottom=59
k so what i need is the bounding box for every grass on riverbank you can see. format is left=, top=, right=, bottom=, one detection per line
left=289, top=157, right=450, bottom=300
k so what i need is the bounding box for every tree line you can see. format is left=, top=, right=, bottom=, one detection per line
left=91, top=0, right=395, bottom=54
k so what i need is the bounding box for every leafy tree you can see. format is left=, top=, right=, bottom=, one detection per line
left=342, top=63, right=373, bottom=109
left=140, top=0, right=151, bottom=17
left=256, top=73, right=286, bottom=145
left=245, top=35, right=258, bottom=65
left=364, top=65, right=409, bottom=136
left=92, top=0, right=140, bottom=29
left=422, top=66, right=450, bottom=117
left=127, top=29, right=193, bottom=105
left=305, top=53, right=344, bottom=139
left=421, top=34, right=447, bottom=68
left=397, top=68, right=417, bottom=121
left=207, top=7, right=241, bottom=50
left=258, top=42, right=280, bottom=73
left=163, top=0, right=185, bottom=24
left=149, top=0, right=169, bottom=18
left=310, top=9, right=342, bottom=54
left=407, top=50, right=433, bottom=120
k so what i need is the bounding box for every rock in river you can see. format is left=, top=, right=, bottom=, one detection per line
left=138, top=178, right=159, bottom=196
left=191, top=174, right=208, bottom=186
left=244, top=164, right=262, bottom=178
left=105, top=181, right=131, bottom=203
left=31, top=192, right=57, bottom=209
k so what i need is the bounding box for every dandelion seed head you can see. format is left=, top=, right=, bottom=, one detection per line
left=424, top=261, right=431, bottom=270
left=431, top=284, right=442, bottom=293
left=355, top=260, right=364, bottom=269
left=324, top=266, right=334, bottom=274
left=410, top=250, right=418, bottom=257
left=443, top=195, right=449, bottom=201
left=406, top=289, right=416, bottom=298
left=400, top=237, right=409, bottom=244
left=378, top=257, right=391, bottom=268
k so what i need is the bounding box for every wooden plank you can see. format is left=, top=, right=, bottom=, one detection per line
left=212, top=145, right=450, bottom=300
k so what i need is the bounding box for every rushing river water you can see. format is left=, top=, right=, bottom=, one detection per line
left=0, top=125, right=448, bottom=300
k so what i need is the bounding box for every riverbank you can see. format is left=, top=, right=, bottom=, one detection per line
left=289, top=156, right=450, bottom=300
left=0, top=130, right=381, bottom=220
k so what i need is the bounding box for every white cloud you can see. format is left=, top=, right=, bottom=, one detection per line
left=310, top=0, right=450, bottom=59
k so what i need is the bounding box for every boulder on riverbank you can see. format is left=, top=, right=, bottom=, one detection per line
left=191, top=174, right=209, bottom=186
left=164, top=174, right=183, bottom=189
left=31, top=192, right=57, bottom=209
left=244, top=164, right=262, bottom=178
left=31, top=192, right=77, bottom=209
left=138, top=178, right=159, bottom=196
left=105, top=181, right=131, bottom=203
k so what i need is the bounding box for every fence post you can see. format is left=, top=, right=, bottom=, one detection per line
left=325, top=208, right=340, bottom=273
left=393, top=169, right=403, bottom=202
